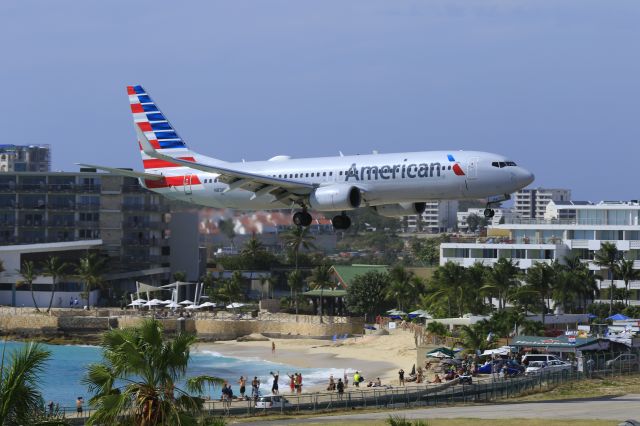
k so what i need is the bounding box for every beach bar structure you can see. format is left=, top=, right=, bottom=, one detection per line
left=510, top=335, right=613, bottom=354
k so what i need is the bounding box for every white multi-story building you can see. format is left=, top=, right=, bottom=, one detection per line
left=457, top=208, right=519, bottom=233
left=441, top=200, right=640, bottom=303
left=514, top=187, right=571, bottom=219
left=405, top=200, right=458, bottom=233
left=0, top=144, right=50, bottom=172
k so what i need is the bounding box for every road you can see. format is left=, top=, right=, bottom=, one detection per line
left=237, top=394, right=640, bottom=424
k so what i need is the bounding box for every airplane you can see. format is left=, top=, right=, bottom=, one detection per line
left=80, top=85, right=535, bottom=230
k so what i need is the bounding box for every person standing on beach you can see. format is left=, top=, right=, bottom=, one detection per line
left=251, top=376, right=260, bottom=400
left=270, top=371, right=279, bottom=395
left=336, top=378, right=344, bottom=400
left=353, top=371, right=361, bottom=388
left=398, top=368, right=405, bottom=386
left=238, top=376, right=246, bottom=399
left=76, top=396, right=84, bottom=417
left=344, top=371, right=349, bottom=388
left=288, top=373, right=296, bottom=393
left=296, top=372, right=302, bottom=394
left=272, top=341, right=276, bottom=355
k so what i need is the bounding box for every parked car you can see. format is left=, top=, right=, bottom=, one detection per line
left=255, top=395, right=290, bottom=409
left=522, top=354, right=564, bottom=365
left=606, top=354, right=639, bottom=371
left=525, top=360, right=572, bottom=376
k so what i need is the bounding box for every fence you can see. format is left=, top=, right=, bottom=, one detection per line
left=199, top=349, right=639, bottom=418
left=54, top=349, right=640, bottom=424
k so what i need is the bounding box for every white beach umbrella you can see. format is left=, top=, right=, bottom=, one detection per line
left=149, top=299, right=164, bottom=304
left=143, top=300, right=161, bottom=307
left=179, top=300, right=194, bottom=305
left=132, top=298, right=147, bottom=304
left=185, top=304, right=201, bottom=310
left=226, top=302, right=245, bottom=309
left=199, top=301, right=216, bottom=308
left=165, top=302, right=181, bottom=309
left=128, top=301, right=144, bottom=307
left=160, top=300, right=173, bottom=304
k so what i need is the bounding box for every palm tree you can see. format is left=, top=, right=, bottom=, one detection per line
left=593, top=242, right=619, bottom=315
left=17, top=260, right=39, bottom=312
left=42, top=256, right=70, bottom=313
left=241, top=236, right=264, bottom=258
left=218, top=219, right=236, bottom=248
left=281, top=226, right=316, bottom=271
left=465, top=262, right=488, bottom=314
left=482, top=258, right=520, bottom=311
left=524, top=262, right=555, bottom=324
left=76, top=252, right=108, bottom=308
left=83, top=319, right=223, bottom=425
left=287, top=270, right=304, bottom=315
left=427, top=261, right=466, bottom=317
left=617, top=258, right=639, bottom=307
left=0, top=342, right=52, bottom=425
left=173, top=271, right=187, bottom=282
left=218, top=271, right=243, bottom=306
left=386, top=265, right=415, bottom=312
left=458, top=324, right=495, bottom=353
left=308, top=264, right=333, bottom=323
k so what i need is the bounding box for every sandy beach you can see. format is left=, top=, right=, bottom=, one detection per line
left=196, top=330, right=418, bottom=391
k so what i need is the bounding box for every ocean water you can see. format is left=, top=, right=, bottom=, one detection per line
left=1, top=341, right=348, bottom=408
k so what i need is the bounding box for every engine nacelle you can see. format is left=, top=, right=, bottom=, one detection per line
left=309, top=185, right=361, bottom=211
left=374, top=202, right=427, bottom=218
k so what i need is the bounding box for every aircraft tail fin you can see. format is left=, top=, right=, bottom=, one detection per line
left=126, top=85, right=202, bottom=173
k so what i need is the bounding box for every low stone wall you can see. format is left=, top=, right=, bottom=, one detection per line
left=195, top=315, right=364, bottom=341
left=57, top=316, right=114, bottom=332
left=0, top=310, right=364, bottom=341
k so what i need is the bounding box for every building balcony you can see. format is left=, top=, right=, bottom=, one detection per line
left=77, top=204, right=100, bottom=211
left=48, top=221, right=76, bottom=228
left=17, top=220, right=45, bottom=227
left=598, top=280, right=640, bottom=289
left=76, top=185, right=101, bottom=193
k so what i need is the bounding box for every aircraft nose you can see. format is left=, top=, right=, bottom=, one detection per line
left=520, top=168, right=535, bottom=187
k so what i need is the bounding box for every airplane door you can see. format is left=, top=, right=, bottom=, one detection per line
left=184, top=174, right=193, bottom=195
left=467, top=157, right=479, bottom=180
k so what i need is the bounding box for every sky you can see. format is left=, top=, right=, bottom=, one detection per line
left=0, top=0, right=639, bottom=202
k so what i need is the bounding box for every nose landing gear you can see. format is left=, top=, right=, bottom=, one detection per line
left=484, top=193, right=511, bottom=219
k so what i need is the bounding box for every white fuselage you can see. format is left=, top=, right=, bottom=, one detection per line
left=143, top=150, right=534, bottom=211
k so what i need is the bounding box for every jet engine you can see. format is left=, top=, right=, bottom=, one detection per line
left=374, top=202, right=427, bottom=218
left=308, top=185, right=361, bottom=211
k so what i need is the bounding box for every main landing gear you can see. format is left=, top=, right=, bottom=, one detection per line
left=292, top=210, right=313, bottom=227
left=331, top=212, right=351, bottom=230
left=292, top=209, right=351, bottom=230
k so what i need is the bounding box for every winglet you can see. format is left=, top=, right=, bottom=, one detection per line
left=135, top=124, right=157, bottom=157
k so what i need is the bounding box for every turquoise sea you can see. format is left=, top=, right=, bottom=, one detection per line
left=2, top=341, right=341, bottom=409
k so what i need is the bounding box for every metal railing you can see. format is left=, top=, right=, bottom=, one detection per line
left=47, top=350, right=640, bottom=424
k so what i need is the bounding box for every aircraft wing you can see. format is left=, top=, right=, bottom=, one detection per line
left=75, top=163, right=165, bottom=180
left=135, top=125, right=316, bottom=199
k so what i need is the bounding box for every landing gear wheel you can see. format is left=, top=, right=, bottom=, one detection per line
left=292, top=211, right=312, bottom=227
left=484, top=208, right=495, bottom=218
left=332, top=214, right=351, bottom=230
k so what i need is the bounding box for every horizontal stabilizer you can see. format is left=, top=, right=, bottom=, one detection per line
left=75, top=163, right=164, bottom=181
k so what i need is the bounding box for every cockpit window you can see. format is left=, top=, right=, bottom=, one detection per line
left=492, top=161, right=517, bottom=168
